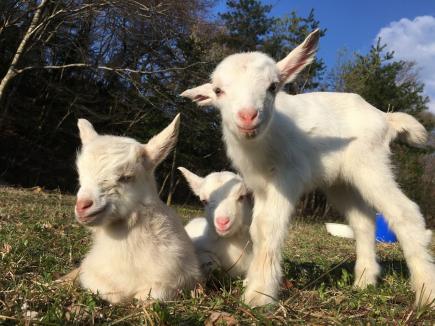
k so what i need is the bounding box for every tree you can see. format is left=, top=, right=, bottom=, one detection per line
left=0, top=0, right=219, bottom=193
left=219, top=3, right=326, bottom=94
left=330, top=39, right=429, bottom=115
left=0, top=0, right=49, bottom=102
left=0, top=0, right=332, bottom=211
left=264, top=9, right=326, bottom=93
left=219, top=0, right=275, bottom=51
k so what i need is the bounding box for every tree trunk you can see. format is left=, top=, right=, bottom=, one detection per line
left=159, top=172, right=170, bottom=197
left=166, top=148, right=177, bottom=206
left=0, top=0, right=48, bottom=104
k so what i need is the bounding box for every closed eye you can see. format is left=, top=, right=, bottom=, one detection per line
left=268, top=82, right=279, bottom=94
left=118, top=175, right=134, bottom=183
left=214, top=87, right=224, bottom=96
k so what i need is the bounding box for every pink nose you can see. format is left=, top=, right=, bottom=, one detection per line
left=238, top=109, right=258, bottom=124
left=76, top=199, right=93, bottom=213
left=216, top=216, right=230, bottom=228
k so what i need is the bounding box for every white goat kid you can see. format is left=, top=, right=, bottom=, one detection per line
left=181, top=30, right=435, bottom=307
left=180, top=168, right=253, bottom=277
left=75, top=115, right=202, bottom=303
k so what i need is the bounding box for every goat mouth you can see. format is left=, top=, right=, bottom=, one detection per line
left=215, top=222, right=232, bottom=234
left=237, top=125, right=260, bottom=138
left=75, top=205, right=107, bottom=225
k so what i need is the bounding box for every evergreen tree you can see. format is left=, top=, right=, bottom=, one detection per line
left=332, top=39, right=429, bottom=115
left=264, top=9, right=326, bottom=93
left=219, top=3, right=326, bottom=93
left=219, top=0, right=275, bottom=51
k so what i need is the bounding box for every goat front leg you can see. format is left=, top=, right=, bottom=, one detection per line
left=135, top=284, right=177, bottom=301
left=54, top=267, right=80, bottom=284
left=244, top=179, right=301, bottom=306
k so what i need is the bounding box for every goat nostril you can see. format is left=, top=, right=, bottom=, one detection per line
left=76, top=199, right=93, bottom=211
left=216, top=217, right=230, bottom=226
left=238, top=109, right=258, bottom=123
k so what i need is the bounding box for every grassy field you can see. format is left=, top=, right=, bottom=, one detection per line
left=0, top=187, right=434, bottom=325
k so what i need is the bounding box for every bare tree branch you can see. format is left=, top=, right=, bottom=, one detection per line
left=0, top=0, right=49, bottom=102
left=13, top=61, right=208, bottom=75
left=0, top=0, right=170, bottom=104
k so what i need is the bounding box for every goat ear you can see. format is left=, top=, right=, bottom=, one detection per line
left=178, top=167, right=204, bottom=196
left=235, top=182, right=249, bottom=198
left=246, top=191, right=254, bottom=203
left=238, top=186, right=253, bottom=206
left=77, top=119, right=98, bottom=145
left=143, top=114, right=180, bottom=167
left=180, top=83, right=216, bottom=107
left=276, top=29, right=320, bottom=85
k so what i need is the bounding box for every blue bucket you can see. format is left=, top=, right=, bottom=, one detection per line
left=375, top=213, right=397, bottom=243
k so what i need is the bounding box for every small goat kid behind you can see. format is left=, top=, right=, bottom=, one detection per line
left=75, top=115, right=202, bottom=303
left=180, top=168, right=253, bottom=277
left=181, top=30, right=435, bottom=307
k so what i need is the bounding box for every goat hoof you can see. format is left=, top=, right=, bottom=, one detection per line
left=243, top=288, right=276, bottom=307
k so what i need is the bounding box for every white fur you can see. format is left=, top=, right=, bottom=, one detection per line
left=181, top=29, right=434, bottom=307
left=180, top=169, right=253, bottom=278
left=184, top=217, right=209, bottom=240
left=75, top=115, right=202, bottom=303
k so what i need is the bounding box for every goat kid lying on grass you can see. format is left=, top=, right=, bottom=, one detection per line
left=181, top=30, right=435, bottom=307
left=180, top=168, right=253, bottom=278
left=72, top=114, right=202, bottom=303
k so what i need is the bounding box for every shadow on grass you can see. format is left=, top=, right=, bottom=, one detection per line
left=283, top=258, right=410, bottom=289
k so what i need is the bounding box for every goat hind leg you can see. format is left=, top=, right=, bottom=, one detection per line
left=326, top=185, right=380, bottom=288
left=352, top=163, right=435, bottom=306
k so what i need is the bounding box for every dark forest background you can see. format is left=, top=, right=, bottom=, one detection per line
left=0, top=0, right=433, bottom=224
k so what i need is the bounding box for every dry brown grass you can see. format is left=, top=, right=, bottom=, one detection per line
left=1, top=186, right=434, bottom=325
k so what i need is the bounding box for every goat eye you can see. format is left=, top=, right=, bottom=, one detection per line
left=237, top=194, right=245, bottom=202
left=118, top=175, right=134, bottom=183
left=268, top=82, right=278, bottom=93
left=214, top=87, right=223, bottom=96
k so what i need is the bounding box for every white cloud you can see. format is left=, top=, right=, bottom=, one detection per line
left=376, top=16, right=435, bottom=114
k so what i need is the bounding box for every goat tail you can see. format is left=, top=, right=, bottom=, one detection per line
left=385, top=112, right=428, bottom=146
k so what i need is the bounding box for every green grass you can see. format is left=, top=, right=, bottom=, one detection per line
left=0, top=186, right=434, bottom=325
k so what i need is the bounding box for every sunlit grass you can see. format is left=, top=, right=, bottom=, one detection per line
left=0, top=186, right=434, bottom=324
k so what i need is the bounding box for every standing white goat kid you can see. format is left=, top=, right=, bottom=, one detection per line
left=181, top=30, right=435, bottom=307
left=75, top=114, right=202, bottom=303
left=180, top=168, right=253, bottom=277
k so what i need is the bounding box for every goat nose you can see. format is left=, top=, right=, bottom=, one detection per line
left=216, top=216, right=230, bottom=226
left=76, top=199, right=93, bottom=212
left=238, top=109, right=258, bottom=123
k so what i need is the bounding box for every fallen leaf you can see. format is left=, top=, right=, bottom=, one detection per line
left=32, top=186, right=44, bottom=193
left=334, top=294, right=345, bottom=304
left=24, top=310, right=38, bottom=320
left=191, top=282, right=205, bottom=298
left=205, top=311, right=239, bottom=326
left=282, top=278, right=294, bottom=289
left=66, top=304, right=90, bottom=322
left=54, top=267, right=80, bottom=284
left=1, top=243, right=12, bottom=257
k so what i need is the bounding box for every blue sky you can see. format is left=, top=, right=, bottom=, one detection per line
left=212, top=0, right=435, bottom=112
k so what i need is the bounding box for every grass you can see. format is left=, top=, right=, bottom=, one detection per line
left=0, top=186, right=434, bottom=325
